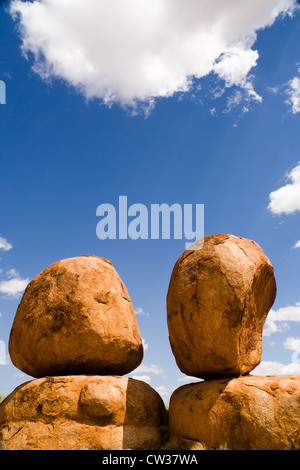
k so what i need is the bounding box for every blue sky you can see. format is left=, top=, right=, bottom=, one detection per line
left=1, top=0, right=300, bottom=402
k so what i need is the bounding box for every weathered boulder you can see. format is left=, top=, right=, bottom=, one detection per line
left=9, top=256, right=143, bottom=378
left=0, top=375, right=165, bottom=450
left=169, top=375, right=300, bottom=450
left=167, top=234, right=276, bottom=379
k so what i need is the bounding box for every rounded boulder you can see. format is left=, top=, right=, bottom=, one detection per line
left=9, top=255, right=143, bottom=377
left=167, top=234, right=276, bottom=379
left=0, top=375, right=165, bottom=450
left=169, top=376, right=300, bottom=450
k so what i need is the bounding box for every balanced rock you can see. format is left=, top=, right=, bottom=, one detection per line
left=167, top=234, right=276, bottom=379
left=9, top=256, right=143, bottom=378
left=0, top=375, right=165, bottom=450
left=169, top=376, right=300, bottom=450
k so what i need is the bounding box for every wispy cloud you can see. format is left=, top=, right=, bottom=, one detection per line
left=133, top=363, right=165, bottom=376
left=0, top=236, right=12, bottom=252
left=155, top=385, right=174, bottom=398
left=284, top=68, right=300, bottom=114
left=177, top=376, right=202, bottom=383
left=293, top=240, right=300, bottom=249
left=135, top=307, right=150, bottom=317
left=10, top=0, right=297, bottom=113
left=267, top=64, right=300, bottom=115
left=131, top=375, right=151, bottom=384
left=6, top=268, right=19, bottom=279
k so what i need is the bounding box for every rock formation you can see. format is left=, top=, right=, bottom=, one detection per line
left=169, top=375, right=300, bottom=450
left=167, top=234, right=300, bottom=450
left=1, top=237, right=299, bottom=451
left=0, top=375, right=164, bottom=450
left=167, top=234, right=277, bottom=379
left=0, top=255, right=165, bottom=450
left=9, top=255, right=143, bottom=378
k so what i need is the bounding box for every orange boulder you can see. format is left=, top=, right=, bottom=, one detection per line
left=167, top=234, right=276, bottom=379
left=0, top=375, right=165, bottom=450
left=169, top=375, right=300, bottom=450
left=9, top=256, right=143, bottom=377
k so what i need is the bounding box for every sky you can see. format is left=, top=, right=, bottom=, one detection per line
left=0, top=0, right=300, bottom=404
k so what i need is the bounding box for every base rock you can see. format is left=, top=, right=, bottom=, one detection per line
left=0, top=375, right=165, bottom=450
left=169, top=375, right=300, bottom=450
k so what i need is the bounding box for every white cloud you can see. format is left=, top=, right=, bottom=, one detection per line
left=0, top=276, right=29, bottom=297
left=6, top=268, right=19, bottom=279
left=0, top=340, right=7, bottom=366
left=134, top=363, right=165, bottom=375
left=135, top=307, right=149, bottom=316
left=253, top=360, right=300, bottom=375
left=268, top=162, right=300, bottom=215
left=155, top=385, right=173, bottom=398
left=13, top=372, right=26, bottom=378
left=263, top=303, right=300, bottom=336
left=142, top=338, right=149, bottom=351
left=267, top=65, right=300, bottom=115
left=131, top=375, right=151, bottom=384
left=284, top=68, right=300, bottom=114
left=177, top=376, right=202, bottom=383
left=0, top=236, right=12, bottom=252
left=283, top=336, right=300, bottom=352
left=10, top=0, right=297, bottom=111
left=0, top=235, right=29, bottom=298
left=293, top=240, right=300, bottom=249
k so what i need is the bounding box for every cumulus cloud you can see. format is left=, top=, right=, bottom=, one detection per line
left=253, top=360, right=300, bottom=375
left=294, top=240, right=300, bottom=249
left=0, top=276, right=29, bottom=297
left=283, top=336, right=300, bottom=352
left=0, top=268, right=29, bottom=298
left=0, top=236, right=12, bottom=252
left=263, top=303, right=300, bottom=336
left=10, top=0, right=297, bottom=111
left=268, top=162, right=300, bottom=215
